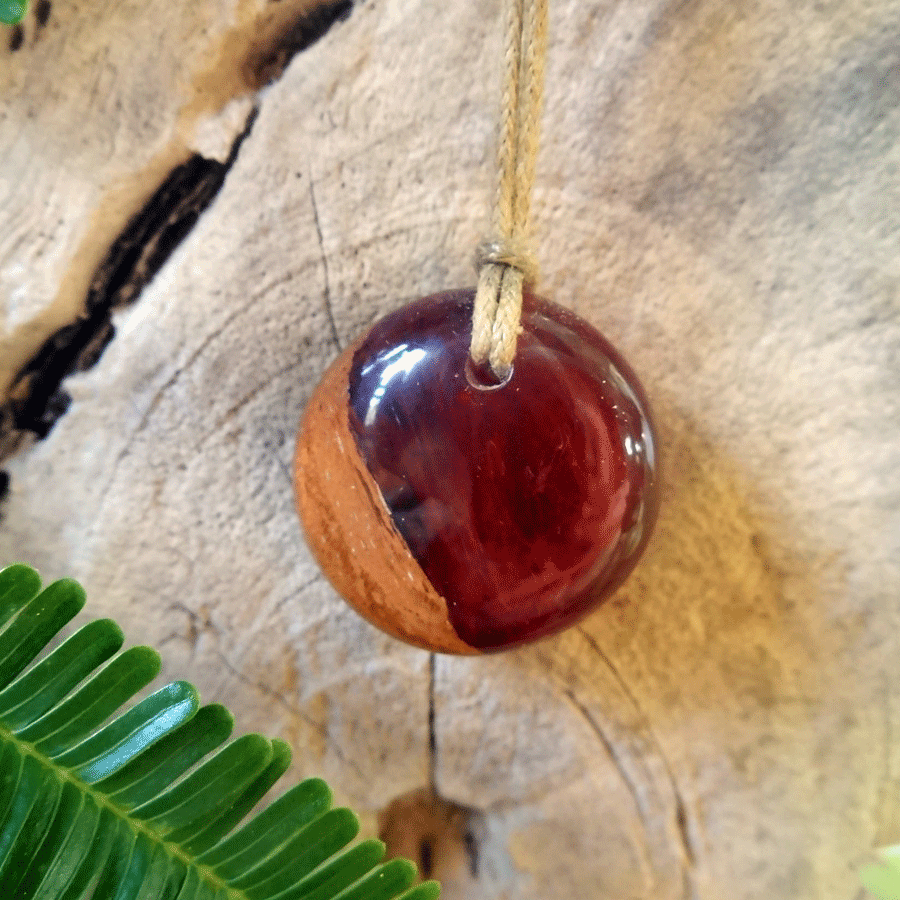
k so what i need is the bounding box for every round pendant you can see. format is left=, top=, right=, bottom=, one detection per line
left=294, top=289, right=659, bottom=653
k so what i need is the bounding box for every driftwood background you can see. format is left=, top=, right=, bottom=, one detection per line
left=2, top=0, right=899, bottom=897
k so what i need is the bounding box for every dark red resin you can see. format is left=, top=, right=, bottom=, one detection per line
left=348, top=289, right=659, bottom=650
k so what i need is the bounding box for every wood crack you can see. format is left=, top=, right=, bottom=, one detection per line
left=575, top=626, right=700, bottom=897
left=0, top=0, right=356, bottom=471
left=0, top=108, right=258, bottom=464
left=561, top=688, right=657, bottom=890
left=249, top=0, right=353, bottom=89
left=562, top=688, right=652, bottom=822
left=308, top=169, right=341, bottom=351
left=428, top=653, right=437, bottom=793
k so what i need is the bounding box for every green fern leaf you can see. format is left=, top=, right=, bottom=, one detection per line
left=0, top=564, right=441, bottom=900
left=0, top=0, right=27, bottom=25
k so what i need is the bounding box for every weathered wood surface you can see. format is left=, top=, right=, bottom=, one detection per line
left=2, top=1, right=899, bottom=897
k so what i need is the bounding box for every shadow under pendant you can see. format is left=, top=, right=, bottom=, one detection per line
left=294, top=288, right=659, bottom=654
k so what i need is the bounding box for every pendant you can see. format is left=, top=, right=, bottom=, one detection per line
left=294, top=288, right=658, bottom=654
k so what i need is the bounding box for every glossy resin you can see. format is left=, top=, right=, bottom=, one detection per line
left=346, top=289, right=659, bottom=650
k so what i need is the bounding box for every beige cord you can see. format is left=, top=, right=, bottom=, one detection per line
left=470, top=0, right=549, bottom=380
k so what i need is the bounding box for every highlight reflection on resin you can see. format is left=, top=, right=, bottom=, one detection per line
left=295, top=289, right=659, bottom=653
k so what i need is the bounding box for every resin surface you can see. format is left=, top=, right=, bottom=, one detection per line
left=346, top=289, right=658, bottom=650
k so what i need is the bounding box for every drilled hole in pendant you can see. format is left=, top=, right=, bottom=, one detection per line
left=465, top=356, right=513, bottom=392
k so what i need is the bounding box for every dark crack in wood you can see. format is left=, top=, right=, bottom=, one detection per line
left=419, top=837, right=434, bottom=879
left=35, top=0, right=50, bottom=28
left=675, top=795, right=696, bottom=868
left=0, top=109, right=257, bottom=465
left=562, top=689, right=652, bottom=825
left=1, top=110, right=256, bottom=455
left=463, top=822, right=480, bottom=879
left=1, top=0, right=358, bottom=473
left=248, top=0, right=353, bottom=87
left=428, top=652, right=437, bottom=792
left=308, top=170, right=341, bottom=350
left=9, top=24, right=24, bottom=51
left=575, top=626, right=700, bottom=897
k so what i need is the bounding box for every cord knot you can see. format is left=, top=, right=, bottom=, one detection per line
left=475, top=238, right=539, bottom=286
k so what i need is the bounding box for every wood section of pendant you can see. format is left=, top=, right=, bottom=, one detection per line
left=294, top=333, right=475, bottom=655
left=294, top=288, right=659, bottom=654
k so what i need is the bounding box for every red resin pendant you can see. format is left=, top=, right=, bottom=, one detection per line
left=294, top=289, right=658, bottom=653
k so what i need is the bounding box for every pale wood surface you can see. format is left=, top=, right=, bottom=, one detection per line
left=2, top=1, right=899, bottom=898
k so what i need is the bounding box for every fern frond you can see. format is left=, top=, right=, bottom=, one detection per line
left=0, top=0, right=27, bottom=25
left=0, top=564, right=440, bottom=900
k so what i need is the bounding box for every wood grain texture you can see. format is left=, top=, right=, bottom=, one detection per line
left=1, top=0, right=899, bottom=898
left=0, top=0, right=339, bottom=395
